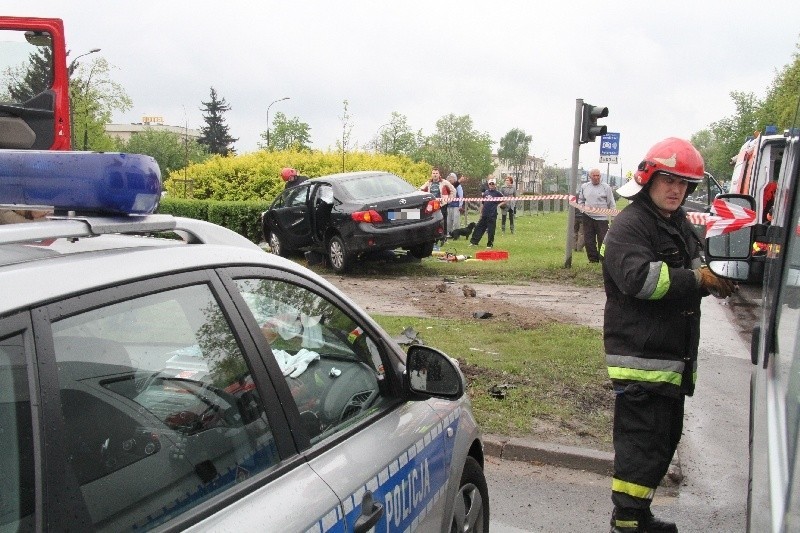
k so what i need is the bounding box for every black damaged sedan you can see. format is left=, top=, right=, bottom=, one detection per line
left=261, top=171, right=445, bottom=272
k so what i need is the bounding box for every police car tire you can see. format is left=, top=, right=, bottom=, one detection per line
left=450, top=456, right=489, bottom=533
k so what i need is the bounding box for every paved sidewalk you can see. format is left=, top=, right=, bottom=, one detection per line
left=482, top=294, right=751, bottom=519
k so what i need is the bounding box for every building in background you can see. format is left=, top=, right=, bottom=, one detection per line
left=491, top=154, right=545, bottom=194
left=105, top=116, right=200, bottom=143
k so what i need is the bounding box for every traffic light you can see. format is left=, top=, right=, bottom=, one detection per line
left=580, top=103, right=608, bottom=144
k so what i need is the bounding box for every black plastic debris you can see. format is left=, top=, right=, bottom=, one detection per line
left=394, top=326, right=424, bottom=346
left=488, top=383, right=515, bottom=400
left=304, top=250, right=325, bottom=266
left=472, top=311, right=493, bottom=319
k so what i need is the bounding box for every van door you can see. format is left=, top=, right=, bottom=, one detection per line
left=748, top=127, right=800, bottom=532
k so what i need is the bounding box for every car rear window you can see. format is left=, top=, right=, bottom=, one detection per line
left=339, top=174, right=416, bottom=200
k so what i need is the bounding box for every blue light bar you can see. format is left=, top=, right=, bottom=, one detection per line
left=0, top=150, right=162, bottom=215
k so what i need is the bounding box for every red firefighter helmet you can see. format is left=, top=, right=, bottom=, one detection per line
left=280, top=167, right=298, bottom=181
left=617, top=137, right=704, bottom=198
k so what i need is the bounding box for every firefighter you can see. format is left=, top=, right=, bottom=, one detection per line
left=280, top=167, right=308, bottom=189
left=603, top=138, right=735, bottom=532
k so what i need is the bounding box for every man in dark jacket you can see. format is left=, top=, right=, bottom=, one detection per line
left=602, top=138, right=735, bottom=533
left=281, top=167, right=308, bottom=189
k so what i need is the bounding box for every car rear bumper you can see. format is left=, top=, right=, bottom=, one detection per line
left=346, top=217, right=443, bottom=253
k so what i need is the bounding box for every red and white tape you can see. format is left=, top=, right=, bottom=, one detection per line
left=441, top=194, right=717, bottom=224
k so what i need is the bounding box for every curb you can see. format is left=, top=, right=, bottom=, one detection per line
left=483, top=434, right=684, bottom=487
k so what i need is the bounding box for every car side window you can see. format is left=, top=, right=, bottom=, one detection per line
left=50, top=284, right=280, bottom=531
left=286, top=186, right=308, bottom=207
left=234, top=278, right=388, bottom=444
left=0, top=333, right=35, bottom=531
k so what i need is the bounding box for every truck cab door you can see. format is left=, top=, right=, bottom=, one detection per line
left=0, top=17, right=70, bottom=150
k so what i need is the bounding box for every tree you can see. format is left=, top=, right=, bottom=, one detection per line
left=199, top=87, right=238, bottom=156
left=371, top=112, right=419, bottom=156
left=692, top=91, right=760, bottom=181
left=758, top=40, right=800, bottom=130
left=117, top=129, right=209, bottom=175
left=497, top=128, right=533, bottom=180
left=692, top=38, right=800, bottom=181
left=70, top=57, right=132, bottom=151
left=415, top=113, right=494, bottom=179
left=258, top=111, right=312, bottom=151
left=336, top=99, right=354, bottom=172
left=6, top=45, right=52, bottom=101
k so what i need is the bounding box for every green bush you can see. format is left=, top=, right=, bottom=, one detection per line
left=158, top=197, right=269, bottom=243
left=162, top=149, right=431, bottom=201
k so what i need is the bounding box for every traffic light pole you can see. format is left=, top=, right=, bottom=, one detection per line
left=564, top=98, right=583, bottom=268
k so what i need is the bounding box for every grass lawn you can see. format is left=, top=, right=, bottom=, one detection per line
left=373, top=314, right=613, bottom=448
left=329, top=207, right=608, bottom=286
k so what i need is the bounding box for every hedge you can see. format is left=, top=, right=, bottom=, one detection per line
left=158, top=197, right=270, bottom=244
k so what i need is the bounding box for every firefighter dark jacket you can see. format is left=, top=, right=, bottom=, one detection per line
left=601, top=196, right=705, bottom=397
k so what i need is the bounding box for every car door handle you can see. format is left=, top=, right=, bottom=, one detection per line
left=353, top=490, right=384, bottom=533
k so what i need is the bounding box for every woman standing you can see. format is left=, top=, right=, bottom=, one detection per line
left=499, top=176, right=517, bottom=234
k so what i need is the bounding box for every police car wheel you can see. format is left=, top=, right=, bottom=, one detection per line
left=450, top=456, right=489, bottom=533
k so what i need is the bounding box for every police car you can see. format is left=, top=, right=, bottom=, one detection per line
left=0, top=150, right=488, bottom=532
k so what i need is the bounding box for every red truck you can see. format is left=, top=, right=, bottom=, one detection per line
left=0, top=16, right=71, bottom=151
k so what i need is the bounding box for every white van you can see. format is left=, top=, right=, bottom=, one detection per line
left=705, top=100, right=800, bottom=531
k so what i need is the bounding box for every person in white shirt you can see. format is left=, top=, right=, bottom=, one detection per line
left=578, top=168, right=616, bottom=262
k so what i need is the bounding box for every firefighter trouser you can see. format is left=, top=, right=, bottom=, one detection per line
left=611, top=384, right=685, bottom=510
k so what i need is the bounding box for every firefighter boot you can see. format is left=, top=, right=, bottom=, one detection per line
left=641, top=508, right=678, bottom=532
left=609, top=508, right=643, bottom=532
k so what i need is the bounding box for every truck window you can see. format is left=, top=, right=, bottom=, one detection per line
left=0, top=18, right=70, bottom=150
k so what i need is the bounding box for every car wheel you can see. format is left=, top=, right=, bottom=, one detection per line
left=450, top=456, right=489, bottom=533
left=327, top=235, right=351, bottom=273
left=269, top=232, right=288, bottom=257
left=410, top=241, right=435, bottom=259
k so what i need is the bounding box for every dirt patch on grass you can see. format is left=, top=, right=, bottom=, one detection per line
left=324, top=275, right=605, bottom=329
left=324, top=274, right=613, bottom=451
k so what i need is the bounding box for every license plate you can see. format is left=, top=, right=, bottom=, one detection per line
left=388, top=208, right=421, bottom=220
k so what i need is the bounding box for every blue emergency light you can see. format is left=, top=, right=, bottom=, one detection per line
left=0, top=150, right=162, bottom=215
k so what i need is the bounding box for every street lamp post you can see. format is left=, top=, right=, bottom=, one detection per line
left=82, top=62, right=101, bottom=150
left=68, top=48, right=100, bottom=149
left=266, top=97, right=290, bottom=150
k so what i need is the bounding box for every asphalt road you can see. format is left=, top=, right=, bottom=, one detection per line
left=486, top=289, right=758, bottom=532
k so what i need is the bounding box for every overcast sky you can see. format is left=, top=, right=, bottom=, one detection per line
left=6, top=1, right=800, bottom=177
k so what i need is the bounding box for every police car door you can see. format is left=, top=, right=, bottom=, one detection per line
left=31, top=273, right=345, bottom=532
left=224, top=271, right=456, bottom=533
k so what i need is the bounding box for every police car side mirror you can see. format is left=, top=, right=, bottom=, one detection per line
left=404, top=345, right=464, bottom=400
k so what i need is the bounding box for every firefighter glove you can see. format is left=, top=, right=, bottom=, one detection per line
left=694, top=266, right=736, bottom=299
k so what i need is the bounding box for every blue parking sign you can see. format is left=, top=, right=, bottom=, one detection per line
left=600, top=133, right=620, bottom=156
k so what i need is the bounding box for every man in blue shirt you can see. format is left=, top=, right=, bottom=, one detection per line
left=469, top=177, right=504, bottom=248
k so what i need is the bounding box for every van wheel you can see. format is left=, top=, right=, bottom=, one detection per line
left=450, top=457, right=489, bottom=533
left=327, top=235, right=351, bottom=273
